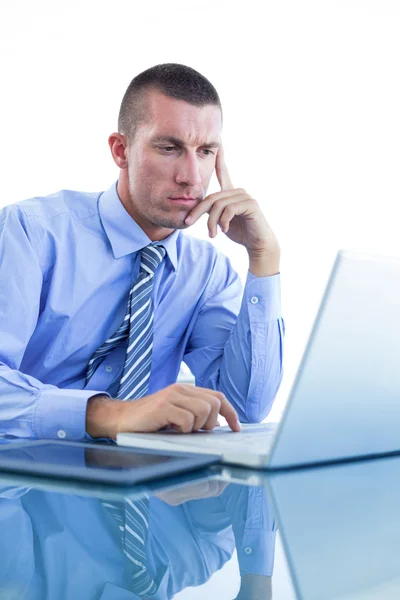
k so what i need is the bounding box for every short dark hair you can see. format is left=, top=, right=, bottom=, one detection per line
left=118, top=63, right=222, bottom=141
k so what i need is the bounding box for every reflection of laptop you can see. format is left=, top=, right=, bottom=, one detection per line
left=118, top=250, right=400, bottom=469
left=267, top=457, right=400, bottom=599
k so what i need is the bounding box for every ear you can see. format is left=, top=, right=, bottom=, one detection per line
left=108, top=133, right=129, bottom=169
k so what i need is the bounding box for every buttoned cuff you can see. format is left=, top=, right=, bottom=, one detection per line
left=238, top=530, right=276, bottom=576
left=244, top=271, right=281, bottom=321
left=33, top=388, right=110, bottom=441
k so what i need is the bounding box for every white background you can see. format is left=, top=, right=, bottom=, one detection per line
left=1, top=0, right=400, bottom=423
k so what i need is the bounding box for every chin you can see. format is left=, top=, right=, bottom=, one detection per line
left=155, top=213, right=189, bottom=231
left=173, top=221, right=191, bottom=230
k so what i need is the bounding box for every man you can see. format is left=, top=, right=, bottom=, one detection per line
left=0, top=63, right=284, bottom=441
left=0, top=477, right=276, bottom=599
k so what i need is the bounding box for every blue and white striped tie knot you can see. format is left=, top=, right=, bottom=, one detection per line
left=140, top=244, right=166, bottom=277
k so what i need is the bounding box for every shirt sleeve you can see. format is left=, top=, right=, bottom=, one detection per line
left=0, top=206, right=109, bottom=441
left=184, top=482, right=277, bottom=578
left=184, top=253, right=285, bottom=422
left=219, top=483, right=277, bottom=577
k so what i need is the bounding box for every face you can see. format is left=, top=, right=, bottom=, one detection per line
left=117, top=90, right=222, bottom=240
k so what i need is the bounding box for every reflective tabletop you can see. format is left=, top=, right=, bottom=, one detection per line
left=1, top=447, right=400, bottom=599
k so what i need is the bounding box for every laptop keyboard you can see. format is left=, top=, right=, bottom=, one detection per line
left=196, top=423, right=278, bottom=450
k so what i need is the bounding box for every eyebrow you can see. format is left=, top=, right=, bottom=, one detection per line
left=152, top=136, right=220, bottom=149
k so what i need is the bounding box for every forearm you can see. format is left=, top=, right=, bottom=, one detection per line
left=248, top=247, right=280, bottom=278
left=220, top=484, right=277, bottom=577
left=235, top=574, right=272, bottom=600
left=204, top=272, right=284, bottom=423
left=0, top=207, right=110, bottom=441
left=0, top=363, right=109, bottom=440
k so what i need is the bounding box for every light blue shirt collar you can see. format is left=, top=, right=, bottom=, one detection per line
left=99, top=181, right=179, bottom=270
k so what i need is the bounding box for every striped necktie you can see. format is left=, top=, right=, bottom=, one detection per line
left=85, top=243, right=166, bottom=399
left=103, top=495, right=157, bottom=597
left=86, top=243, right=166, bottom=597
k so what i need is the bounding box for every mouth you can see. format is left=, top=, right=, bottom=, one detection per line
left=168, top=196, right=198, bottom=206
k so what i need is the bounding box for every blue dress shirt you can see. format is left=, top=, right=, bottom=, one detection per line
left=0, top=482, right=276, bottom=599
left=0, top=182, right=284, bottom=440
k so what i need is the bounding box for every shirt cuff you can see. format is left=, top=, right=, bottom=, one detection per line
left=238, top=530, right=276, bottom=576
left=244, top=271, right=281, bottom=321
left=33, top=388, right=111, bottom=441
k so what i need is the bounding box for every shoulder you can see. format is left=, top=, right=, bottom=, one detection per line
left=0, top=188, right=103, bottom=242
left=0, top=189, right=104, bottom=271
left=10, top=188, right=102, bottom=222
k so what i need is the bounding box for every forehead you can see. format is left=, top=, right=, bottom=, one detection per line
left=140, top=89, right=222, bottom=145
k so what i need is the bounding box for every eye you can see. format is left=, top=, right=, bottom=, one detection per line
left=201, top=149, right=214, bottom=156
left=159, top=146, right=177, bottom=153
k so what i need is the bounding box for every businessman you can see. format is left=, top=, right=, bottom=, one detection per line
left=0, top=480, right=276, bottom=599
left=0, top=63, right=284, bottom=441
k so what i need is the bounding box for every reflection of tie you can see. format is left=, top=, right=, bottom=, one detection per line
left=103, top=496, right=157, bottom=597
left=87, top=243, right=166, bottom=596
left=85, top=243, right=166, bottom=398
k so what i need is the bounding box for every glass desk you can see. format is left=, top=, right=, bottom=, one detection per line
left=1, top=450, right=400, bottom=599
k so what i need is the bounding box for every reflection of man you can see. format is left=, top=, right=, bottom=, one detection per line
left=0, top=482, right=276, bottom=599
left=0, top=63, right=284, bottom=441
left=158, top=482, right=276, bottom=600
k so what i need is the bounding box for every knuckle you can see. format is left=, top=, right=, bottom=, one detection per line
left=170, top=383, right=186, bottom=394
left=182, top=414, right=194, bottom=433
left=209, top=396, right=221, bottom=410
left=154, top=395, right=167, bottom=410
left=200, top=402, right=212, bottom=418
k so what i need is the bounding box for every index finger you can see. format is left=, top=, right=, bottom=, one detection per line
left=218, top=394, right=241, bottom=432
left=215, top=144, right=234, bottom=191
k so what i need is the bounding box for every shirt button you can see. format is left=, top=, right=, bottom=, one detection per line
left=105, top=365, right=113, bottom=373
left=57, top=430, right=66, bottom=439
left=244, top=546, right=253, bottom=555
left=250, top=296, right=259, bottom=304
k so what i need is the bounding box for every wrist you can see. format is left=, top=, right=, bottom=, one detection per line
left=236, top=575, right=272, bottom=600
left=86, top=394, right=122, bottom=439
left=248, top=249, right=280, bottom=277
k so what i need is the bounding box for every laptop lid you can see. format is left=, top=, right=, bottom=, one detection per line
left=268, top=250, right=400, bottom=469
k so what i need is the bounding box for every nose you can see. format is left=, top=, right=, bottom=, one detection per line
left=175, top=151, right=202, bottom=187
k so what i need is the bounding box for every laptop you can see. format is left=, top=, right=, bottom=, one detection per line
left=117, top=250, right=400, bottom=469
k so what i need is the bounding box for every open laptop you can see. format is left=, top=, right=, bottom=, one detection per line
left=117, top=250, right=400, bottom=469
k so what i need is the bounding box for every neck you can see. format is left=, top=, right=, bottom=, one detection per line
left=116, top=178, right=174, bottom=242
